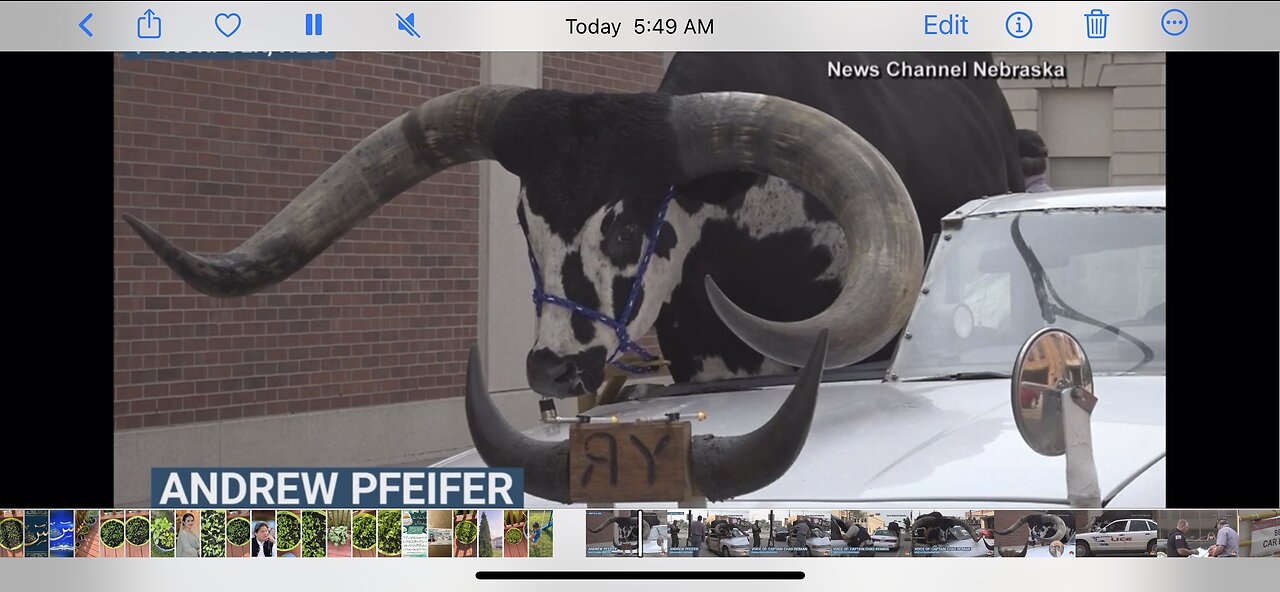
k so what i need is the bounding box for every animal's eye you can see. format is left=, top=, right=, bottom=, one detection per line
left=616, top=224, right=639, bottom=243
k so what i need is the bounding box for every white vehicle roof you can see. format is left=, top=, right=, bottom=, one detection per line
left=947, top=186, right=1165, bottom=221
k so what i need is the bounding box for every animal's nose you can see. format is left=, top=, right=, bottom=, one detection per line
left=526, top=348, right=584, bottom=398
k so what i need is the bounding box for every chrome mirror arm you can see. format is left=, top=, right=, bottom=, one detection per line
left=1062, top=389, right=1101, bottom=507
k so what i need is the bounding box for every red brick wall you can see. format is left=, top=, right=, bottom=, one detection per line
left=113, top=52, right=482, bottom=430
left=114, top=52, right=671, bottom=432
left=543, top=52, right=667, bottom=93
left=543, top=52, right=668, bottom=354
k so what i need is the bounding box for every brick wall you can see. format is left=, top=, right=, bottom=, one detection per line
left=113, top=52, right=482, bottom=431
left=543, top=52, right=668, bottom=354
left=543, top=52, right=667, bottom=93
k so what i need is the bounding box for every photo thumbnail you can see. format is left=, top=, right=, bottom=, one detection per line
left=907, top=510, right=995, bottom=557
left=586, top=510, right=639, bottom=557
left=994, top=510, right=1078, bottom=557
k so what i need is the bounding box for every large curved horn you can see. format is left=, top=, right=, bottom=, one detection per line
left=995, top=515, right=1033, bottom=536
left=690, top=329, right=827, bottom=501
left=996, top=513, right=1069, bottom=545
left=1039, top=514, right=1069, bottom=544
left=669, top=93, right=922, bottom=368
left=124, top=85, right=529, bottom=297
left=955, top=520, right=982, bottom=542
left=464, top=346, right=570, bottom=503
left=587, top=516, right=631, bottom=534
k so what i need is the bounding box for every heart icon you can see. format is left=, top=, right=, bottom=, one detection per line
left=214, top=13, right=241, bottom=37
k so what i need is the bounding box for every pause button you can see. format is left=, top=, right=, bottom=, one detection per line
left=306, top=13, right=324, bottom=36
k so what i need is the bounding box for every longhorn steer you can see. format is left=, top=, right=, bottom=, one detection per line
left=124, top=52, right=1021, bottom=501
left=588, top=514, right=644, bottom=551
left=996, top=513, right=1073, bottom=557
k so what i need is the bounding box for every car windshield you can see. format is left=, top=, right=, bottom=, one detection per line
left=892, top=208, right=1165, bottom=380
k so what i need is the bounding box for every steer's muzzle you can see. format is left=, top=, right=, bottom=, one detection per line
left=526, top=346, right=606, bottom=398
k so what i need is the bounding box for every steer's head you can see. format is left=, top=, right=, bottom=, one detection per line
left=493, top=91, right=685, bottom=397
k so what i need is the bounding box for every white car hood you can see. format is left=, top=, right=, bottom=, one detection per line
left=435, top=375, right=1164, bottom=507
left=722, top=536, right=751, bottom=547
left=1026, top=542, right=1075, bottom=558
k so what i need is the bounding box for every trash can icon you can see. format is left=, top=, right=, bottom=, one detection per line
left=1084, top=9, right=1109, bottom=38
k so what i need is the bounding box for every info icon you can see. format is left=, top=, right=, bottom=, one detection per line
left=1006, top=11, right=1032, bottom=39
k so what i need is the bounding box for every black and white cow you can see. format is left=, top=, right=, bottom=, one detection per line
left=124, top=53, right=1021, bottom=500
left=996, top=512, right=1073, bottom=557
left=511, top=52, right=1022, bottom=396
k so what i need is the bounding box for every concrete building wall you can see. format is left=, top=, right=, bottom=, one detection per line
left=995, top=52, right=1166, bottom=188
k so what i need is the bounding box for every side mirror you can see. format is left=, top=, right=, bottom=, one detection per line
left=1012, top=328, right=1101, bottom=506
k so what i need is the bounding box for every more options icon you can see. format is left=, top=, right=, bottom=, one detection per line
left=1006, top=11, right=1032, bottom=39
left=1161, top=9, right=1188, bottom=36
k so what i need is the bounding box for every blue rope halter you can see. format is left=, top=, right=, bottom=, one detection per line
left=526, top=187, right=676, bottom=374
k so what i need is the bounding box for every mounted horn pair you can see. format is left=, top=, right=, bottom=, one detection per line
left=125, top=85, right=919, bottom=371
left=467, top=330, right=828, bottom=503
left=587, top=515, right=638, bottom=534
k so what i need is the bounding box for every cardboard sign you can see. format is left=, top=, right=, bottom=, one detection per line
left=568, top=421, right=694, bottom=503
left=1250, top=517, right=1280, bottom=557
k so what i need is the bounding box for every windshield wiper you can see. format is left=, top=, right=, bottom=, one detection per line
left=1010, top=215, right=1155, bottom=373
left=905, top=371, right=1012, bottom=382
left=625, top=360, right=890, bottom=400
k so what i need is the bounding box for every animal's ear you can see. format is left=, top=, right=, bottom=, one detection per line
left=676, top=171, right=764, bottom=205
